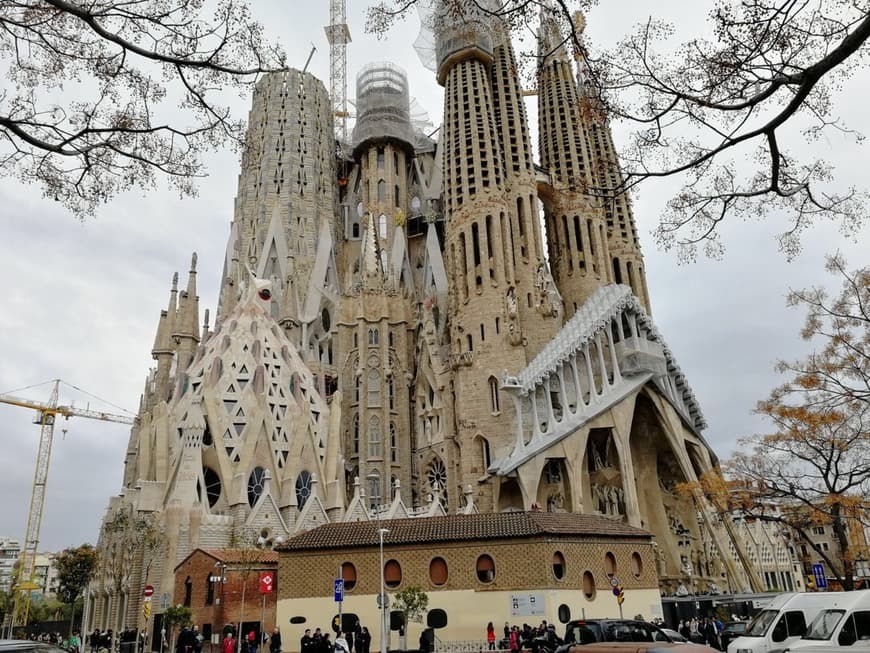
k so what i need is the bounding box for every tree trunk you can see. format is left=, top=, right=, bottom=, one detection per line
left=831, top=507, right=856, bottom=591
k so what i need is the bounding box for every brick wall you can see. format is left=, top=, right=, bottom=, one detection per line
left=174, top=551, right=278, bottom=640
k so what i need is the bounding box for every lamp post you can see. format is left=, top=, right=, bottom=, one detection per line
left=377, top=527, right=390, bottom=653
left=367, top=472, right=389, bottom=653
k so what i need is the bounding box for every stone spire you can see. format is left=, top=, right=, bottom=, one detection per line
left=173, top=253, right=201, bottom=374
left=150, top=272, right=178, bottom=406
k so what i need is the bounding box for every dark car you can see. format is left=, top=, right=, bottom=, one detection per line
left=719, top=622, right=748, bottom=650
left=559, top=620, right=676, bottom=650
left=0, top=642, right=68, bottom=653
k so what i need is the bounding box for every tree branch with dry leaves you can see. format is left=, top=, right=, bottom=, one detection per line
left=367, top=0, right=870, bottom=260
left=0, top=0, right=286, bottom=217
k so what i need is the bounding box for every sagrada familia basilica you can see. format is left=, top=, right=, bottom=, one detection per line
left=89, top=0, right=770, bottom=632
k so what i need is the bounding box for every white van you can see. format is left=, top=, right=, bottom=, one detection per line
left=728, top=593, right=849, bottom=653
left=787, top=592, right=870, bottom=650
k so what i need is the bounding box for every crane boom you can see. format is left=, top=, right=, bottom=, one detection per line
left=1, top=379, right=134, bottom=631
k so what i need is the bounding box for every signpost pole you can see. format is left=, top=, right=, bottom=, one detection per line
left=337, top=567, right=343, bottom=635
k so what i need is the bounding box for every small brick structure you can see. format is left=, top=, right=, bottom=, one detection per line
left=173, top=549, right=279, bottom=648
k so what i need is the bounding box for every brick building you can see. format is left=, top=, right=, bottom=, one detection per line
left=276, top=512, right=662, bottom=650
left=173, top=549, right=278, bottom=648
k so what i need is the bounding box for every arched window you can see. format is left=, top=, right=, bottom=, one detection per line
left=379, top=213, right=387, bottom=240
left=183, top=576, right=192, bottom=607
left=553, top=551, right=566, bottom=580
left=342, top=562, right=357, bottom=590
left=476, top=555, right=495, bottom=583
left=352, top=414, right=360, bottom=454
left=384, top=560, right=402, bottom=588
left=378, top=180, right=386, bottom=202
left=247, top=467, right=266, bottom=507
left=295, top=470, right=312, bottom=508
left=367, top=470, right=381, bottom=505
left=368, top=369, right=381, bottom=406
left=582, top=571, right=596, bottom=599
left=390, top=423, right=397, bottom=462
left=388, top=378, right=395, bottom=410
left=631, top=552, right=644, bottom=578
left=604, top=551, right=617, bottom=578
left=479, top=436, right=491, bottom=469
left=368, top=328, right=379, bottom=346
left=354, top=375, right=360, bottom=403
left=377, top=147, right=385, bottom=169
left=429, top=557, right=448, bottom=586
left=205, top=575, right=215, bottom=605
left=368, top=416, right=382, bottom=458
left=489, top=376, right=500, bottom=413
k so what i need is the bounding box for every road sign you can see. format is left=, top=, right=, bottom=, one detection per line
left=143, top=601, right=151, bottom=620
left=609, top=577, right=620, bottom=588
left=334, top=579, right=344, bottom=602
left=259, top=572, right=274, bottom=594
left=812, top=563, right=828, bottom=589
left=143, top=585, right=154, bottom=598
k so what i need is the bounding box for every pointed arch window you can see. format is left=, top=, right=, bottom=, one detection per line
left=368, top=328, right=379, bottom=346
left=368, top=369, right=381, bottom=406
left=379, top=213, right=387, bottom=240
left=368, top=416, right=382, bottom=458
left=183, top=576, right=192, bottom=607
left=388, top=377, right=395, bottom=411
left=390, top=422, right=397, bottom=463
left=367, top=470, right=381, bottom=506
left=378, top=180, right=386, bottom=202
left=489, top=376, right=500, bottom=414
left=354, top=375, right=360, bottom=403
left=352, top=414, right=360, bottom=454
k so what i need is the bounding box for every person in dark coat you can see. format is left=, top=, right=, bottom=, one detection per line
left=269, top=628, right=281, bottom=653
left=358, top=628, right=371, bottom=653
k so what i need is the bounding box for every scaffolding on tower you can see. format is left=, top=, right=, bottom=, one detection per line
left=325, top=0, right=351, bottom=142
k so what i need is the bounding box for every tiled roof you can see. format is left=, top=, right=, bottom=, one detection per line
left=275, top=512, right=650, bottom=552
left=202, top=548, right=279, bottom=564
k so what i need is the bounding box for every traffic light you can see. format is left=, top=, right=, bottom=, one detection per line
left=612, top=585, right=625, bottom=605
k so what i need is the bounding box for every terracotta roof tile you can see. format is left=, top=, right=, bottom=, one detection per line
left=202, top=548, right=278, bottom=564
left=275, top=512, right=649, bottom=552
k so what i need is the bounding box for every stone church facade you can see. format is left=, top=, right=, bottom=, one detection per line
left=86, top=2, right=764, bottom=636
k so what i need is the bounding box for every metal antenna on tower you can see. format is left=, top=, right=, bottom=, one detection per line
left=325, top=0, right=351, bottom=142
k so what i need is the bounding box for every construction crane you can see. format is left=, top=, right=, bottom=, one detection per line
left=0, top=379, right=135, bottom=631
left=325, top=0, right=351, bottom=141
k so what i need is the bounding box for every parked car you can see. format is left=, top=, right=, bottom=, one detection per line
left=560, top=619, right=676, bottom=649
left=660, top=629, right=691, bottom=644
left=564, top=641, right=719, bottom=653
left=0, top=642, right=68, bottom=653
left=720, top=623, right=748, bottom=651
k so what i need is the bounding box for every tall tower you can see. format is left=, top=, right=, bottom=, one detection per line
left=573, top=17, right=651, bottom=310
left=537, top=7, right=613, bottom=318
left=433, top=1, right=559, bottom=510
left=336, top=63, right=419, bottom=507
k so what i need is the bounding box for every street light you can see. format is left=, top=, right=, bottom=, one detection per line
left=367, top=472, right=389, bottom=653
left=377, top=527, right=390, bottom=653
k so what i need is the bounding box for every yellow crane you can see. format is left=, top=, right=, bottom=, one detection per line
left=0, top=379, right=135, bottom=631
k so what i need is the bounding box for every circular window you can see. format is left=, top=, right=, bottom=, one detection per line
left=202, top=466, right=221, bottom=508
left=604, top=551, right=617, bottom=578
left=582, top=571, right=596, bottom=600
left=341, top=562, right=357, bottom=591
left=247, top=466, right=266, bottom=507
left=385, top=559, right=402, bottom=588
left=426, top=458, right=447, bottom=493
left=553, top=551, right=566, bottom=580
left=631, top=552, right=644, bottom=578
left=429, top=557, right=448, bottom=586
left=476, top=554, right=495, bottom=583
left=295, top=470, right=312, bottom=509
left=258, top=288, right=272, bottom=301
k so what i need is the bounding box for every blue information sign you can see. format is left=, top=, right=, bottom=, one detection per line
left=812, top=563, right=827, bottom=589
left=334, top=579, right=344, bottom=602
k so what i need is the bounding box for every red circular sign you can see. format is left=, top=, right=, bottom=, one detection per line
left=143, top=585, right=154, bottom=597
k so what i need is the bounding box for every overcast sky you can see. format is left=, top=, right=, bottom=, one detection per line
left=1, top=2, right=867, bottom=552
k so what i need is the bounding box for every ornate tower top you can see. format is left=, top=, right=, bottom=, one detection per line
left=423, top=0, right=497, bottom=84
left=351, top=62, right=414, bottom=156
